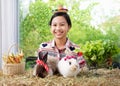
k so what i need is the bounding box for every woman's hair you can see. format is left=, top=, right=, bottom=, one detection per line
left=49, top=12, right=72, bottom=28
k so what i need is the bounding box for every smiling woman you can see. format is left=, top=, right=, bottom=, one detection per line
left=0, top=0, right=18, bottom=69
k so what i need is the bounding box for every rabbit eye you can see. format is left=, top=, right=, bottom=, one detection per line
left=69, top=62, right=71, bottom=65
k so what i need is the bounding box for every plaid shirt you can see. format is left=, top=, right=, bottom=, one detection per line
left=38, top=38, right=86, bottom=68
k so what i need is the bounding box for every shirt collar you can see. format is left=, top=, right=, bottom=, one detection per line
left=51, top=39, right=55, bottom=48
left=50, top=38, right=78, bottom=49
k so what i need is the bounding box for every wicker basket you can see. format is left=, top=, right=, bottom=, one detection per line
left=2, top=62, right=25, bottom=75
left=2, top=44, right=25, bottom=75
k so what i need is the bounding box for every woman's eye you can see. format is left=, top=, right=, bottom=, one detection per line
left=60, top=24, right=65, bottom=26
left=52, top=24, right=57, bottom=26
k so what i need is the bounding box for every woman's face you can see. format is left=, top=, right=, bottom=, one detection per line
left=50, top=16, right=70, bottom=39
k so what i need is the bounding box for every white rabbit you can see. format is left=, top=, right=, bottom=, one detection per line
left=58, top=56, right=80, bottom=77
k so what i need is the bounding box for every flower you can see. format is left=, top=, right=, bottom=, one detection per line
left=77, top=52, right=83, bottom=56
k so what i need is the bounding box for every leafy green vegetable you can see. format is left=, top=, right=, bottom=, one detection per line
left=82, top=40, right=119, bottom=68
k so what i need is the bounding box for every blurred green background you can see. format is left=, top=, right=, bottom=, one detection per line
left=19, top=0, right=120, bottom=68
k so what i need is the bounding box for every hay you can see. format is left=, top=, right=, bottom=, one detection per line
left=0, top=68, right=120, bottom=86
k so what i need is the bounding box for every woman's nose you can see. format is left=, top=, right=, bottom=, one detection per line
left=56, top=25, right=61, bottom=30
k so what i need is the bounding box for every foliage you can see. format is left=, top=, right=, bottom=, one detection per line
left=20, top=0, right=53, bottom=57
left=100, top=16, right=120, bottom=45
left=82, top=40, right=119, bottom=68
left=19, top=0, right=120, bottom=65
left=100, top=15, right=120, bottom=63
left=68, top=25, right=105, bottom=44
left=67, top=1, right=104, bottom=44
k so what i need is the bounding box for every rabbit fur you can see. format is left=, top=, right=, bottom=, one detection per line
left=33, top=52, right=49, bottom=78
left=58, top=56, right=80, bottom=77
left=33, top=51, right=59, bottom=78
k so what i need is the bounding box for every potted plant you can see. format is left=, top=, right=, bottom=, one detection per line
left=103, top=40, right=119, bottom=68
left=82, top=40, right=119, bottom=69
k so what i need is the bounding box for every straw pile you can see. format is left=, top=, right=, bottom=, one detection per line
left=0, top=68, right=120, bottom=86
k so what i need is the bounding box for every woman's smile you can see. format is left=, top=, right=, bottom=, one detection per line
left=51, top=16, right=70, bottom=39
left=55, top=30, right=64, bottom=36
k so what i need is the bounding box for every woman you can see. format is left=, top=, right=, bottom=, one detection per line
left=39, top=7, right=79, bottom=59
left=33, top=7, right=86, bottom=77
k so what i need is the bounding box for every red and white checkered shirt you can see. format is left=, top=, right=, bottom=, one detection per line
left=38, top=38, right=86, bottom=68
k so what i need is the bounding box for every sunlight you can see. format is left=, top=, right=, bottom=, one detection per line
left=42, top=0, right=49, bottom=3
left=90, top=0, right=120, bottom=28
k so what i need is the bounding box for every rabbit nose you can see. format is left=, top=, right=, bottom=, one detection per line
left=71, top=65, right=78, bottom=71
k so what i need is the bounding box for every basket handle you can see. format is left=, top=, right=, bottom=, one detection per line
left=7, top=44, right=21, bottom=56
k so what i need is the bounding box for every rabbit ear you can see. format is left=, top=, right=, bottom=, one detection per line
left=38, top=51, right=43, bottom=60
left=42, top=52, right=48, bottom=63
